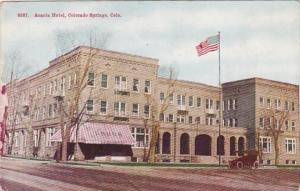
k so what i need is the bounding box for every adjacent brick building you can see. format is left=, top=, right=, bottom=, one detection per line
left=3, top=46, right=299, bottom=165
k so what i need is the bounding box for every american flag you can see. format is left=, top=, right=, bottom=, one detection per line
left=196, top=34, right=219, bottom=56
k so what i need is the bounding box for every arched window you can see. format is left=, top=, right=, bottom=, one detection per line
left=217, top=135, right=225, bottom=155
left=195, top=134, right=211, bottom=156
left=180, top=133, right=190, bottom=154
left=238, top=137, right=245, bottom=156
left=230, top=137, right=236, bottom=156
left=162, top=132, right=171, bottom=154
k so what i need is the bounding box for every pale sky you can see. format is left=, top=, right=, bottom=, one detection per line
left=1, top=1, right=299, bottom=86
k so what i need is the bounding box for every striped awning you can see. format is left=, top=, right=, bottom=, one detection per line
left=50, top=122, right=135, bottom=145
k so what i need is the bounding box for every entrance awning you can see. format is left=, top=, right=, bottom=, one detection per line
left=50, top=122, right=135, bottom=145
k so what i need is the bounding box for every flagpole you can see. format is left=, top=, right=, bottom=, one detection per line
left=218, top=31, right=221, bottom=166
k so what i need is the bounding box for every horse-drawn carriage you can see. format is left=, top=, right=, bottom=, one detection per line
left=228, top=150, right=259, bottom=169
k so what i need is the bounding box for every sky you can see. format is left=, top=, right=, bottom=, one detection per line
left=0, top=1, right=299, bottom=86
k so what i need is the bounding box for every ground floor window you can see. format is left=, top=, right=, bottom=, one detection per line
left=131, top=127, right=149, bottom=148
left=285, top=138, right=296, bottom=154
left=33, top=130, right=39, bottom=147
left=259, top=136, right=271, bottom=153
left=46, top=127, right=55, bottom=147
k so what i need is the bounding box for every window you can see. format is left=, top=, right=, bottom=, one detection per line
left=131, top=127, right=149, bottom=148
left=216, top=101, right=220, bottom=110
left=68, top=75, right=72, bottom=89
left=115, top=76, right=127, bottom=90
left=61, top=77, right=65, bottom=95
left=74, top=72, right=77, bottom=85
left=285, top=101, right=289, bottom=111
left=291, top=102, right=295, bottom=111
left=188, top=96, right=194, bottom=107
left=88, top=72, right=95, bottom=86
left=259, top=136, right=272, bottom=153
left=48, top=104, right=53, bottom=117
left=291, top=121, right=296, bottom=131
left=144, top=105, right=150, bottom=118
left=259, top=97, right=264, bottom=106
left=132, top=103, right=139, bottom=116
left=168, top=114, right=173, bottom=122
left=101, top=74, right=108, bottom=88
left=188, top=116, right=193, bottom=124
left=177, top=95, right=186, bottom=106
left=159, top=113, right=165, bottom=122
left=229, top=118, right=233, bottom=127
left=33, top=130, right=39, bottom=147
left=87, top=100, right=94, bottom=112
left=114, top=102, right=126, bottom=116
left=195, top=117, right=201, bottom=124
left=169, top=93, right=174, bottom=104
left=132, top=79, right=139, bottom=92
left=292, top=160, right=296, bottom=165
left=144, top=80, right=151, bottom=93
left=177, top=115, right=185, bottom=123
left=196, top=97, right=201, bottom=107
left=50, top=82, right=54, bottom=95
left=46, top=127, right=55, bottom=147
left=267, top=98, right=271, bottom=108
left=274, top=99, right=281, bottom=109
left=54, top=79, right=58, bottom=92
left=160, top=92, right=165, bottom=104
left=285, top=138, right=296, bottom=154
left=285, top=120, right=289, bottom=130
left=206, top=117, right=213, bottom=125
left=222, top=101, right=225, bottom=111
left=100, top=101, right=107, bottom=115
left=206, top=99, right=213, bottom=109
left=14, top=132, right=19, bottom=147
left=259, top=117, right=264, bottom=128
left=234, top=118, right=238, bottom=127
left=233, top=99, right=237, bottom=110
left=274, top=119, right=280, bottom=129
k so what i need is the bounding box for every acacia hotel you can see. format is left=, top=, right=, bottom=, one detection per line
left=4, top=46, right=299, bottom=165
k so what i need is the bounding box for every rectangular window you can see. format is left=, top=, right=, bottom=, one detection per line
left=196, top=97, right=201, bottom=107
left=114, top=102, right=126, bottom=116
left=206, top=99, right=213, bottom=109
left=168, top=114, right=173, bottom=122
left=61, top=77, right=65, bottom=96
left=115, top=76, right=127, bottom=90
left=177, top=95, right=186, bottom=106
left=68, top=75, right=72, bottom=89
left=87, top=100, right=94, bottom=112
left=100, top=101, right=107, bottom=115
left=285, top=101, right=289, bottom=111
left=259, top=117, right=264, bottom=128
left=50, top=82, right=54, bottom=95
left=132, top=79, right=139, bottom=92
left=234, top=118, right=238, bottom=127
left=87, top=72, right=95, bottom=86
left=291, top=121, right=295, bottom=131
left=259, top=136, right=272, bottom=153
left=291, top=102, right=295, bottom=111
left=206, top=117, right=213, bottom=125
left=274, top=119, right=280, bottom=129
left=159, top=113, right=164, bottom=122
left=259, top=97, right=264, bottom=106
left=233, top=99, right=237, bottom=110
left=177, top=115, right=185, bottom=123
left=275, top=99, right=281, bottom=109
left=160, top=92, right=165, bottom=104
left=195, top=117, right=201, bottom=124
left=216, top=101, right=220, bottom=110
left=188, top=96, right=194, bottom=107
left=169, top=93, right=174, bottom=104
left=14, top=132, right=19, bottom=147
left=267, top=98, right=271, bottom=109
left=144, top=80, right=151, bottom=93
left=132, top=103, right=139, bottom=116
left=46, top=127, right=55, bottom=147
left=101, top=74, right=108, bottom=88
left=131, top=127, right=149, bottom=148
left=285, top=138, right=296, bottom=154
left=144, top=105, right=150, bottom=118
left=285, top=120, right=289, bottom=130
left=188, top=116, right=193, bottom=124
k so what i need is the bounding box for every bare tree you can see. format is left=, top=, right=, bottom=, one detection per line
left=146, top=66, right=177, bottom=163
left=54, top=29, right=110, bottom=161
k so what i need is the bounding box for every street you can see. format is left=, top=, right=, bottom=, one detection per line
left=0, top=157, right=299, bottom=191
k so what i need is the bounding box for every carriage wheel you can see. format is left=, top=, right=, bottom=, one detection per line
left=237, top=161, right=243, bottom=169
left=252, top=161, right=259, bottom=169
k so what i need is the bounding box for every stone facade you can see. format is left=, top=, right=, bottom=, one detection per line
left=4, top=46, right=298, bottom=165
left=223, top=78, right=300, bottom=165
